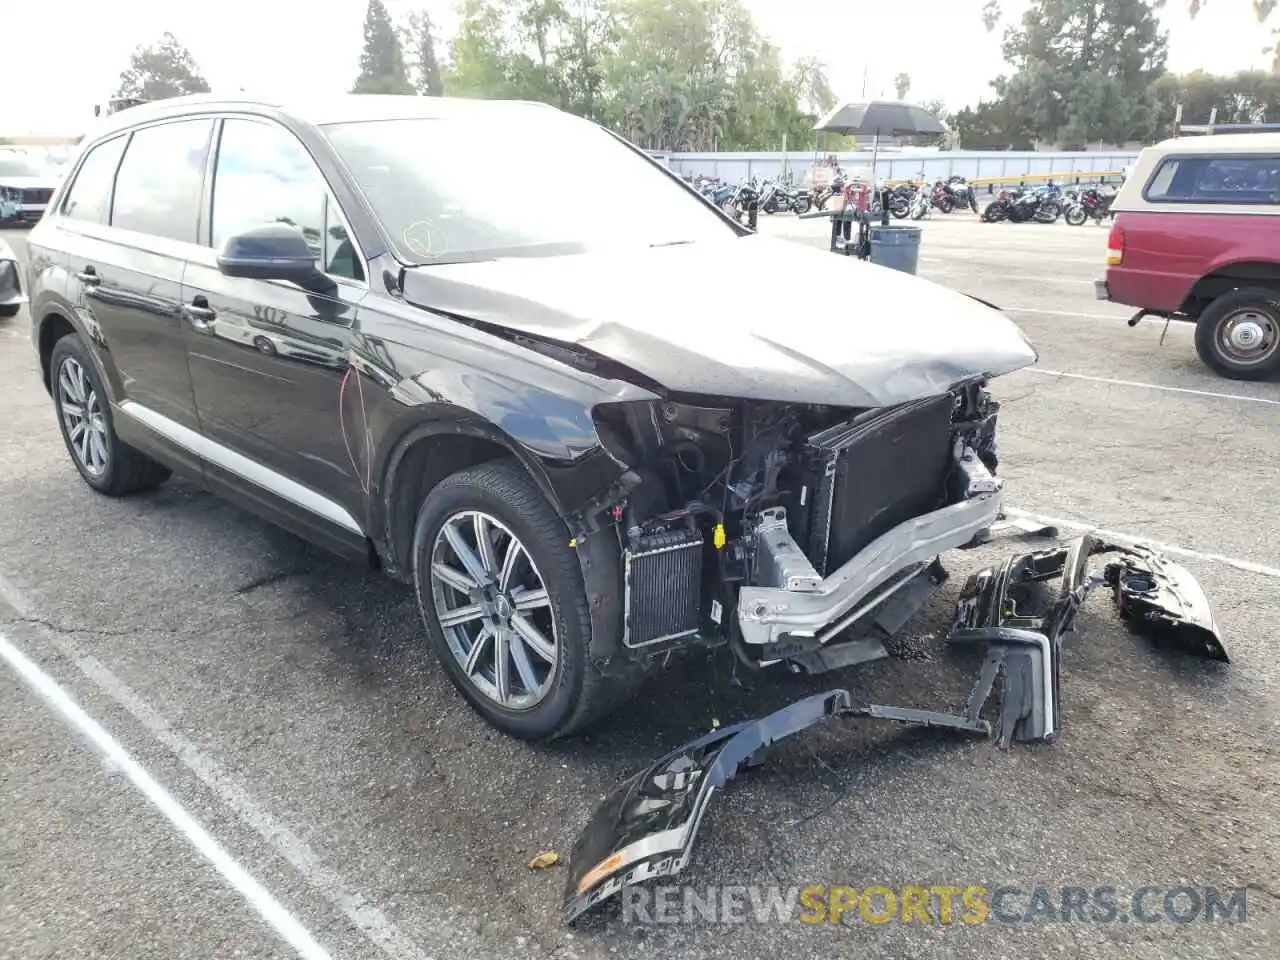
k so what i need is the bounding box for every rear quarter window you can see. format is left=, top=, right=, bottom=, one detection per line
left=61, top=136, right=128, bottom=224
left=1144, top=155, right=1280, bottom=204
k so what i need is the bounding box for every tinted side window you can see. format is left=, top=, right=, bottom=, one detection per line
left=111, top=119, right=214, bottom=241
left=61, top=136, right=127, bottom=223
left=1146, top=155, right=1280, bottom=204
left=211, top=119, right=362, bottom=281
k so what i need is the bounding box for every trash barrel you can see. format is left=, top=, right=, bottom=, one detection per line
left=868, top=224, right=922, bottom=275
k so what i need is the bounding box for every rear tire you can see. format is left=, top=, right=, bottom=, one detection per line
left=49, top=335, right=171, bottom=496
left=1193, top=288, right=1280, bottom=381
left=411, top=459, right=636, bottom=740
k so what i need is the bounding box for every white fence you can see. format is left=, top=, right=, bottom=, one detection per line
left=660, top=150, right=1142, bottom=186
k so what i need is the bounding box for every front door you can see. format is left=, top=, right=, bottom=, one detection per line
left=182, top=116, right=371, bottom=528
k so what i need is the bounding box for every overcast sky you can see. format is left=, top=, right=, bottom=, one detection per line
left=3, top=0, right=1268, bottom=135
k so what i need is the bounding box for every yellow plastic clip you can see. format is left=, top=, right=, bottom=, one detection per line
left=568, top=536, right=578, bottom=548
left=712, top=523, right=726, bottom=550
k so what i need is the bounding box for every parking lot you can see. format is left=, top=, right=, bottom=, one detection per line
left=1, top=215, right=1277, bottom=960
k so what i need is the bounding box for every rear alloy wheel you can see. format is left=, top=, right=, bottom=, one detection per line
left=1194, top=288, right=1280, bottom=380
left=50, top=335, right=170, bottom=496
left=412, top=459, right=635, bottom=739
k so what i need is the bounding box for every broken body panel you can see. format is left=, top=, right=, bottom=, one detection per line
left=564, top=535, right=1228, bottom=923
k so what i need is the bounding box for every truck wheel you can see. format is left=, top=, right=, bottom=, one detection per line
left=411, top=459, right=635, bottom=740
left=1194, top=288, right=1280, bottom=380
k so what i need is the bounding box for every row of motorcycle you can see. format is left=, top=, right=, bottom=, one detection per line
left=690, top=172, right=981, bottom=222
left=980, top=184, right=1116, bottom=225
left=689, top=171, right=1116, bottom=227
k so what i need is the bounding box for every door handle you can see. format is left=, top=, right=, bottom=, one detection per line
left=182, top=300, right=217, bottom=327
left=76, top=268, right=100, bottom=286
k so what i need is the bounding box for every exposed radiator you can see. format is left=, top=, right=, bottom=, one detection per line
left=800, top=393, right=956, bottom=576
left=623, top=528, right=704, bottom=648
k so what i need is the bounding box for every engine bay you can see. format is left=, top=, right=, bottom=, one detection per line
left=587, top=380, right=1003, bottom=666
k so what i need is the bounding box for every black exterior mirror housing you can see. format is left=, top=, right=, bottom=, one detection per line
left=217, top=222, right=332, bottom=292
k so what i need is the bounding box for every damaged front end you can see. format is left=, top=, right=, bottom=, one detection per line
left=577, top=380, right=1009, bottom=677
left=564, top=535, right=1228, bottom=923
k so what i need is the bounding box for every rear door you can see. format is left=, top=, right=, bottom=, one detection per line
left=181, top=115, right=370, bottom=536
left=56, top=118, right=214, bottom=434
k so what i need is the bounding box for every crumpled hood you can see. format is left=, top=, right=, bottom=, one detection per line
left=401, top=233, right=1038, bottom=407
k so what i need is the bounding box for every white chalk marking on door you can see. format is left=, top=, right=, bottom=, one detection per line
left=0, top=632, right=333, bottom=960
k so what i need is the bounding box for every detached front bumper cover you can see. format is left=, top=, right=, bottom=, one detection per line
left=564, top=534, right=1228, bottom=923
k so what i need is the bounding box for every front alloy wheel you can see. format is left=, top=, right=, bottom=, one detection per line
left=429, top=510, right=558, bottom=709
left=412, top=459, right=637, bottom=739
left=57, top=356, right=110, bottom=478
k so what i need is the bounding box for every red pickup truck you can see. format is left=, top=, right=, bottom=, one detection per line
left=1096, top=133, right=1280, bottom=380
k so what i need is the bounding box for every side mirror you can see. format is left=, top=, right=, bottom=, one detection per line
left=216, top=222, right=333, bottom=292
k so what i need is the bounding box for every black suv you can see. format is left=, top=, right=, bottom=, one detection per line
left=26, top=94, right=1039, bottom=740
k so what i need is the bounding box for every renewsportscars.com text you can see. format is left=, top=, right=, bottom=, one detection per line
left=620, top=884, right=1250, bottom=926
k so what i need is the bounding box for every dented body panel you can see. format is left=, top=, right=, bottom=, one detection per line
left=401, top=235, right=1039, bottom=408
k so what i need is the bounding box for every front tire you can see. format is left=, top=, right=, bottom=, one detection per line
left=1194, top=288, right=1280, bottom=380
left=50, top=335, right=170, bottom=496
left=412, top=459, right=632, bottom=740
left=1064, top=205, right=1087, bottom=226
left=0, top=303, right=20, bottom=319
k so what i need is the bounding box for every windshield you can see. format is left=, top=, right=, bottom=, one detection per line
left=0, top=155, right=47, bottom=178
left=323, top=111, right=734, bottom=264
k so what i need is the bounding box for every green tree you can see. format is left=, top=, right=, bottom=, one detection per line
left=434, top=0, right=831, bottom=149
left=894, top=72, right=911, bottom=100
left=446, top=0, right=518, bottom=98
left=992, top=0, right=1168, bottom=147
left=353, top=0, right=414, bottom=94
left=115, top=33, right=211, bottom=100
left=951, top=99, right=1037, bottom=149
left=558, top=0, right=615, bottom=120
left=405, top=9, right=445, bottom=95
left=1154, top=68, right=1280, bottom=125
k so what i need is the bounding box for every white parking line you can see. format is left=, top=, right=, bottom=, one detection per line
left=1006, top=306, right=1129, bottom=321
left=1021, top=367, right=1280, bottom=405
left=0, top=632, right=333, bottom=960
left=0, top=573, right=440, bottom=960
left=1005, top=508, right=1280, bottom=580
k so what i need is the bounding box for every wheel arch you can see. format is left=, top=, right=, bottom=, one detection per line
left=36, top=310, right=79, bottom=392
left=1179, top=260, right=1280, bottom=317
left=372, top=415, right=570, bottom=584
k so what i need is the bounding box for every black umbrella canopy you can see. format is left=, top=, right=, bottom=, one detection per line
left=814, top=100, right=946, bottom=137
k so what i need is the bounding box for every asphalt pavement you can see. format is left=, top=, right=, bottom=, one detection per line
left=1, top=217, right=1277, bottom=960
